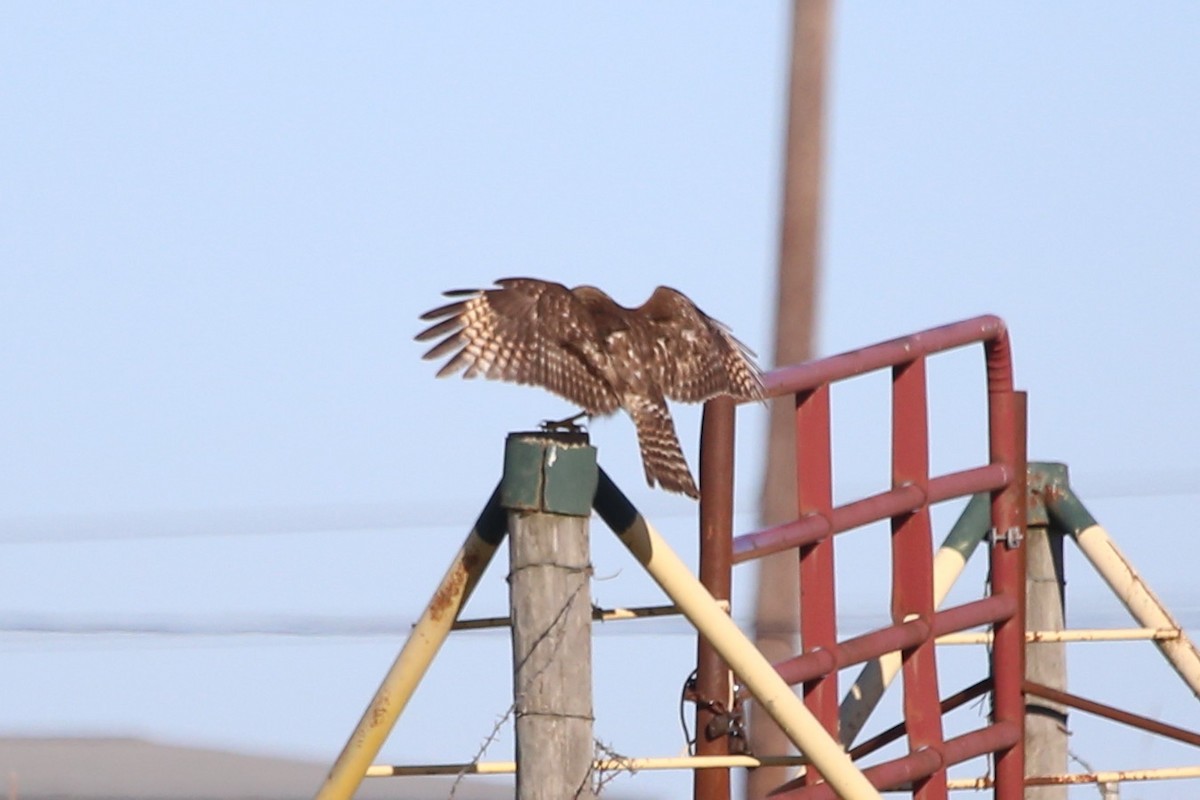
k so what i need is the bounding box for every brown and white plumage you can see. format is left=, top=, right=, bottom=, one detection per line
left=415, top=278, right=763, bottom=499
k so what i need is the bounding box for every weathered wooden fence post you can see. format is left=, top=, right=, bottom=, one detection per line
left=1025, top=462, right=1069, bottom=800
left=502, top=431, right=597, bottom=800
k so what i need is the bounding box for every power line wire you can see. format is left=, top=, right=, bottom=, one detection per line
left=3, top=477, right=1198, bottom=545
left=5, top=607, right=1197, bottom=641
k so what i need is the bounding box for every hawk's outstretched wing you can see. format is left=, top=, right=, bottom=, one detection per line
left=415, top=278, right=622, bottom=415
left=637, top=286, right=764, bottom=404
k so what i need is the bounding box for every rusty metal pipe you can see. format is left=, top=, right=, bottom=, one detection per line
left=733, top=463, right=1008, bottom=564
left=764, top=595, right=1014, bottom=690
left=772, top=722, right=1020, bottom=799
left=764, top=315, right=1011, bottom=398
left=772, top=619, right=927, bottom=688
left=695, top=396, right=736, bottom=800
left=847, top=678, right=992, bottom=761
left=795, top=383, right=840, bottom=774
left=988, top=390, right=1027, bottom=800
left=1024, top=680, right=1200, bottom=748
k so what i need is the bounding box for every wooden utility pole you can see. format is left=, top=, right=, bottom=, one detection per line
left=503, top=432, right=598, bottom=800
left=1026, top=463, right=1069, bottom=800
left=750, top=1, right=831, bottom=797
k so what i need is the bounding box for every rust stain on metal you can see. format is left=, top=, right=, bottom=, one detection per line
left=1028, top=770, right=1166, bottom=786
left=370, top=700, right=390, bottom=729
left=429, top=558, right=471, bottom=621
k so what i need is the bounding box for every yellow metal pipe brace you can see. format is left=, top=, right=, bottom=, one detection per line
left=594, top=471, right=882, bottom=800
left=314, top=489, right=505, bottom=800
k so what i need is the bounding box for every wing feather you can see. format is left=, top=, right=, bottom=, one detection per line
left=637, top=286, right=764, bottom=403
left=415, top=278, right=621, bottom=414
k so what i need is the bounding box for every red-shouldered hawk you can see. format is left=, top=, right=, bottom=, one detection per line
left=415, top=278, right=763, bottom=499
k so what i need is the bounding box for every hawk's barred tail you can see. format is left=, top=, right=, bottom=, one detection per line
left=628, top=395, right=699, bottom=499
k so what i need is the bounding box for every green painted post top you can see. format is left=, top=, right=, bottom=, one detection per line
left=502, top=432, right=597, bottom=517
left=1027, top=461, right=1069, bottom=527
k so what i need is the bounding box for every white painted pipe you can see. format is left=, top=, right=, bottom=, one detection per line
left=947, top=764, right=1200, bottom=790
left=1072, top=522, right=1200, bottom=700
left=367, top=753, right=811, bottom=777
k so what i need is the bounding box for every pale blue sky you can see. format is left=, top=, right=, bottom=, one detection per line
left=3, top=4, right=1199, bottom=798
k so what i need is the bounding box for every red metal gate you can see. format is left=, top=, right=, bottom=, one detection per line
left=695, top=315, right=1027, bottom=799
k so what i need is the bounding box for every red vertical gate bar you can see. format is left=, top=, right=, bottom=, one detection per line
left=890, top=356, right=948, bottom=799
left=988, top=382, right=1027, bottom=800
left=795, top=385, right=838, bottom=786
left=695, top=396, right=736, bottom=800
